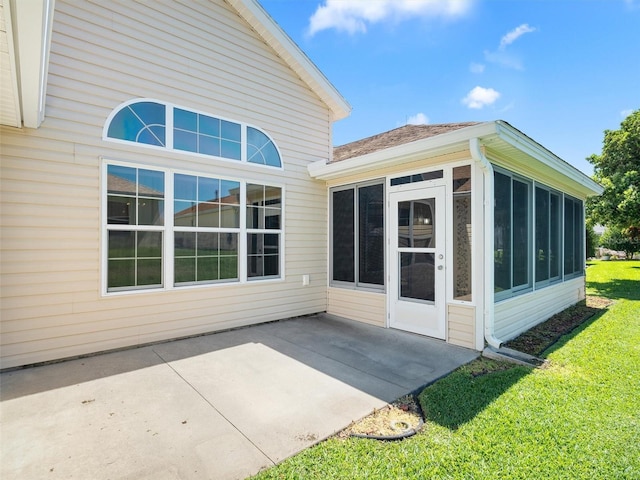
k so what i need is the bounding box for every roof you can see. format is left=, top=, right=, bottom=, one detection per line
left=333, top=123, right=480, bottom=162
left=309, top=120, right=603, bottom=199
left=0, top=0, right=351, bottom=129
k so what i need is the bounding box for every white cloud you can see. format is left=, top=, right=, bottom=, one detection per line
left=462, top=86, right=500, bottom=109
left=307, top=0, right=474, bottom=36
left=499, top=23, right=536, bottom=50
left=469, top=62, right=485, bottom=73
left=406, top=113, right=430, bottom=125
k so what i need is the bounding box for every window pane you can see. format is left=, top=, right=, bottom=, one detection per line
left=453, top=193, right=472, bottom=300
left=174, top=200, right=196, bottom=226
left=107, top=165, right=137, bottom=195
left=398, top=200, right=435, bottom=249
left=139, top=169, right=165, bottom=197
left=108, top=230, right=162, bottom=290
left=400, top=253, right=435, bottom=302
left=198, top=203, right=220, bottom=228
left=174, top=108, right=197, bottom=131
left=174, top=232, right=196, bottom=257
left=220, top=180, right=240, bottom=203
left=494, top=172, right=511, bottom=292
left=138, top=198, right=164, bottom=226
left=564, top=198, right=575, bottom=275
left=199, top=135, right=221, bottom=157
left=219, top=205, right=239, bottom=228
left=332, top=189, right=355, bottom=283
left=175, top=257, right=196, bottom=283
left=199, top=115, right=220, bottom=137
left=535, top=187, right=550, bottom=283
left=246, top=184, right=264, bottom=205
left=247, top=233, right=279, bottom=278
left=221, top=120, right=241, bottom=142
left=108, top=259, right=135, bottom=288
left=550, top=193, right=561, bottom=278
left=512, top=180, right=530, bottom=288
left=221, top=140, right=241, bottom=160
left=137, top=259, right=162, bottom=286
left=108, top=231, right=135, bottom=258
left=108, top=196, right=136, bottom=225
left=108, top=102, right=166, bottom=146
left=574, top=200, right=583, bottom=274
left=174, top=130, right=197, bottom=152
left=198, top=177, right=219, bottom=202
left=175, top=174, right=197, bottom=201
left=197, top=257, right=218, bottom=281
left=358, top=184, right=384, bottom=285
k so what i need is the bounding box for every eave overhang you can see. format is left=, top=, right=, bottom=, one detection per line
left=309, top=120, right=603, bottom=199
left=227, top=0, right=351, bottom=122
left=0, top=0, right=55, bottom=129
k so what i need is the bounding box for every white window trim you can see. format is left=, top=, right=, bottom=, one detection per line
left=102, top=98, right=284, bottom=171
left=101, top=159, right=285, bottom=296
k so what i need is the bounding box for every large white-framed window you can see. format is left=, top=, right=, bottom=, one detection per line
left=330, top=180, right=385, bottom=290
left=104, top=99, right=282, bottom=169
left=535, top=184, right=562, bottom=287
left=104, top=160, right=283, bottom=294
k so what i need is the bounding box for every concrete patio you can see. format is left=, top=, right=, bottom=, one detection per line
left=0, top=313, right=478, bottom=480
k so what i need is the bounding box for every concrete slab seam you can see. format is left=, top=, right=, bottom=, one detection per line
left=151, top=348, right=276, bottom=466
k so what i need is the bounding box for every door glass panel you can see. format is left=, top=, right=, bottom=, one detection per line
left=399, top=253, right=435, bottom=302
left=397, top=198, right=435, bottom=248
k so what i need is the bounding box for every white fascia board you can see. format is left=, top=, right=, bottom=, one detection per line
left=495, top=121, right=603, bottom=196
left=227, top=0, right=351, bottom=121
left=1, top=0, right=22, bottom=127
left=308, top=122, right=499, bottom=181
left=11, top=0, right=55, bottom=128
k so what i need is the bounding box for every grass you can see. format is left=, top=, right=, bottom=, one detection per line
left=253, top=260, right=640, bottom=479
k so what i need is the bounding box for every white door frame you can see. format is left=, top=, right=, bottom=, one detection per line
left=389, top=185, right=446, bottom=338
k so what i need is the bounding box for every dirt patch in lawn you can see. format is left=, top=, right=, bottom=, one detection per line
left=338, top=395, right=423, bottom=440
left=505, top=296, right=613, bottom=356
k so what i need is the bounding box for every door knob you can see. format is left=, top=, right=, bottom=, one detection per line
left=437, top=265, right=443, bottom=270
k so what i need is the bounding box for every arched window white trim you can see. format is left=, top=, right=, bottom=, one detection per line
left=103, top=98, right=283, bottom=169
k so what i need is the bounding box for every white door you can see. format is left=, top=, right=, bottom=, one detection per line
left=389, top=185, right=446, bottom=338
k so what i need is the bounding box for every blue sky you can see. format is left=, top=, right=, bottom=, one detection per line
left=260, top=0, right=640, bottom=175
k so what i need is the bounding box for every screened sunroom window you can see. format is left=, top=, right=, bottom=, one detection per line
left=106, top=100, right=281, bottom=168
left=331, top=181, right=384, bottom=289
left=494, top=167, right=586, bottom=301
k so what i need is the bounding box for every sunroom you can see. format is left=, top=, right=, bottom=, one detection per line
left=309, top=120, right=603, bottom=351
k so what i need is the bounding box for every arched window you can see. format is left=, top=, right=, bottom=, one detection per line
left=107, top=101, right=166, bottom=147
left=105, top=99, right=281, bottom=168
left=247, top=127, right=280, bottom=167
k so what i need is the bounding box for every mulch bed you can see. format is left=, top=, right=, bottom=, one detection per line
left=504, top=296, right=613, bottom=356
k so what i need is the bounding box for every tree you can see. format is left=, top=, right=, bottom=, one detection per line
left=587, top=109, right=640, bottom=231
left=599, top=225, right=639, bottom=259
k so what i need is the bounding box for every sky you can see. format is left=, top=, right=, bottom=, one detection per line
left=259, top=0, right=640, bottom=176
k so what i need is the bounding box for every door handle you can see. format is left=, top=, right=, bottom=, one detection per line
left=437, top=265, right=443, bottom=270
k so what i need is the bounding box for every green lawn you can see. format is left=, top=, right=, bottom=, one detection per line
left=253, top=261, right=640, bottom=479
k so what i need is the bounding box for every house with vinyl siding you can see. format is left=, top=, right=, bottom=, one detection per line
left=0, top=0, right=602, bottom=370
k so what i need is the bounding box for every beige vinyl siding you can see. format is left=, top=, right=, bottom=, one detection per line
left=447, top=304, right=476, bottom=349
left=494, top=277, right=585, bottom=342
left=327, top=288, right=386, bottom=327
left=0, top=0, right=332, bottom=369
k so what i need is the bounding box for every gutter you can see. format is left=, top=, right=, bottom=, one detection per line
left=469, top=137, right=502, bottom=350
